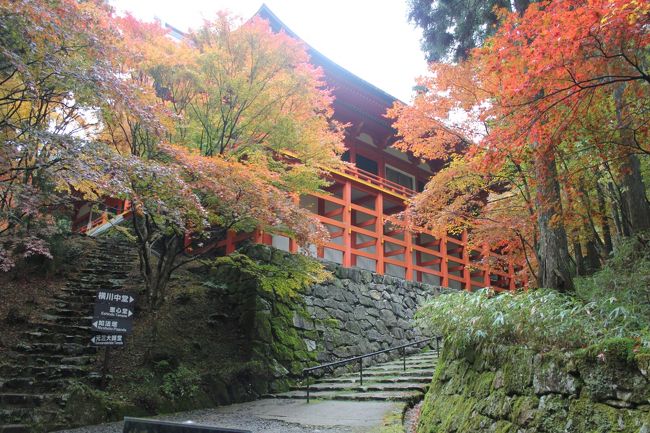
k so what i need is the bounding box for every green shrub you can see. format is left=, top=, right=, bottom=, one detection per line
left=574, top=232, right=650, bottom=336
left=159, top=365, right=201, bottom=401
left=417, top=234, right=650, bottom=354
left=417, top=288, right=649, bottom=355
left=212, top=250, right=330, bottom=299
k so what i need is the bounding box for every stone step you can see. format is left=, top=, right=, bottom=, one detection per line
left=44, top=308, right=92, bottom=318
left=0, top=377, right=67, bottom=393
left=0, top=363, right=90, bottom=379
left=65, top=277, right=128, bottom=286
left=267, top=390, right=423, bottom=402
left=23, top=331, right=88, bottom=345
left=315, top=375, right=431, bottom=384
left=356, top=369, right=435, bottom=378
left=0, top=408, right=29, bottom=424
left=0, top=393, right=45, bottom=408
left=0, top=424, right=30, bottom=433
left=373, top=361, right=437, bottom=370
left=52, top=300, right=96, bottom=311
left=40, top=314, right=93, bottom=327
left=365, top=364, right=436, bottom=373
left=396, top=354, right=439, bottom=361
left=294, top=382, right=427, bottom=393
left=34, top=323, right=92, bottom=336
left=82, top=254, right=136, bottom=262
left=14, top=342, right=96, bottom=357
left=7, top=353, right=95, bottom=368
left=57, top=289, right=99, bottom=299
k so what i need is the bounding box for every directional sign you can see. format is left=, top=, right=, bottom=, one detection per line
left=95, top=290, right=135, bottom=305
left=90, top=334, right=125, bottom=347
left=94, top=303, right=134, bottom=319
left=92, top=317, right=133, bottom=334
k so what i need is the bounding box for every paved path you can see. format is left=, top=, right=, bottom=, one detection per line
left=56, top=350, right=438, bottom=433
left=54, top=399, right=403, bottom=433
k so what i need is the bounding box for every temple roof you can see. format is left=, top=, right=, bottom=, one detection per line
left=256, top=4, right=399, bottom=133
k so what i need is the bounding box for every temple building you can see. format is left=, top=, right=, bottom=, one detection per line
left=74, top=5, right=517, bottom=291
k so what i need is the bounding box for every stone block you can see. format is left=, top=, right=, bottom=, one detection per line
left=533, top=354, right=579, bottom=396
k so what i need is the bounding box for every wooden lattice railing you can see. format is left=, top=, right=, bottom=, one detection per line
left=74, top=166, right=519, bottom=291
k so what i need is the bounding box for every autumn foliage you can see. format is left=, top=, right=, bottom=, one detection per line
left=0, top=1, right=344, bottom=308
left=389, top=0, right=650, bottom=290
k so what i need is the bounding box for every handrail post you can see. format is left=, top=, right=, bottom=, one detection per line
left=436, top=336, right=440, bottom=356
left=402, top=347, right=406, bottom=372
left=306, top=372, right=310, bottom=404
left=359, top=358, right=363, bottom=386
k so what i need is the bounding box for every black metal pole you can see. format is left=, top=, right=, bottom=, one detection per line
left=402, top=348, right=406, bottom=372
left=306, top=374, right=310, bottom=404
left=359, top=358, right=363, bottom=386
left=101, top=347, right=111, bottom=389
left=436, top=336, right=440, bottom=356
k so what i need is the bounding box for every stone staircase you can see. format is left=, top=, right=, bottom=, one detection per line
left=268, top=349, right=438, bottom=403
left=0, top=237, right=138, bottom=433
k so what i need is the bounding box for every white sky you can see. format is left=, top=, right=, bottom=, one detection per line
left=109, top=0, right=429, bottom=102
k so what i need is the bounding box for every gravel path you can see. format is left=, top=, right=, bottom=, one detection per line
left=54, top=399, right=402, bottom=433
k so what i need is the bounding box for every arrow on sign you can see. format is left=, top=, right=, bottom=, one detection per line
left=93, top=304, right=134, bottom=319
left=90, top=334, right=125, bottom=346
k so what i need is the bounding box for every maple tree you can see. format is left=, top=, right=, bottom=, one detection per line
left=0, top=0, right=133, bottom=271
left=0, top=1, right=344, bottom=316
left=93, top=12, right=344, bottom=309
left=390, top=0, right=650, bottom=291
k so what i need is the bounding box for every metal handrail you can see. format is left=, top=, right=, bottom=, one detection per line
left=302, top=336, right=441, bottom=403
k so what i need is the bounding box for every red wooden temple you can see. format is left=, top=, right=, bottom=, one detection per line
left=73, top=6, right=519, bottom=292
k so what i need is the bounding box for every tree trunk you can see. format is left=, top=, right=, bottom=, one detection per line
left=573, top=238, right=585, bottom=277
left=534, top=148, right=574, bottom=292
left=596, top=184, right=613, bottom=256
left=514, top=0, right=531, bottom=15
left=614, top=84, right=650, bottom=234
left=585, top=239, right=601, bottom=274
left=619, top=152, right=650, bottom=234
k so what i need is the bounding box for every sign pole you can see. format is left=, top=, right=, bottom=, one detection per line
left=101, top=346, right=111, bottom=389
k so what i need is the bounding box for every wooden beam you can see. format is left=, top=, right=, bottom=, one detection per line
left=375, top=192, right=384, bottom=275
left=343, top=180, right=352, bottom=267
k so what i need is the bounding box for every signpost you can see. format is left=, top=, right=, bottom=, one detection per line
left=90, top=289, right=135, bottom=347
left=91, top=289, right=136, bottom=386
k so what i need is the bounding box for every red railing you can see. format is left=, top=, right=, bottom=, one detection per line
left=76, top=168, right=518, bottom=291
left=338, top=165, right=416, bottom=198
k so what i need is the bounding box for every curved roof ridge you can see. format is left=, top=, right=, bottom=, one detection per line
left=255, top=4, right=403, bottom=106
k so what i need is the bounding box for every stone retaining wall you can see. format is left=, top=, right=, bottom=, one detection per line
left=301, top=263, right=443, bottom=362
left=416, top=341, right=650, bottom=432
left=237, top=245, right=446, bottom=391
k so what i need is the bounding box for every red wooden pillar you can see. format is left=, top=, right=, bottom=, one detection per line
left=317, top=196, right=325, bottom=259
left=414, top=233, right=422, bottom=283
left=440, top=234, right=449, bottom=287
left=343, top=180, right=352, bottom=268
left=225, top=230, right=236, bottom=254
left=508, top=258, right=516, bottom=291
left=253, top=229, right=263, bottom=244
left=375, top=192, right=384, bottom=274
left=482, top=244, right=491, bottom=288
left=405, top=229, right=413, bottom=281
left=289, top=195, right=299, bottom=253
left=462, top=230, right=472, bottom=291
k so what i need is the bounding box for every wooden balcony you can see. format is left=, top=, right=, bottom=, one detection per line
left=74, top=166, right=519, bottom=291
left=218, top=166, right=519, bottom=292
